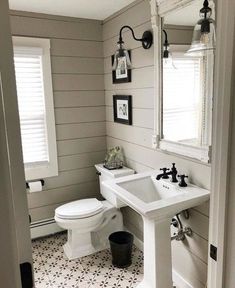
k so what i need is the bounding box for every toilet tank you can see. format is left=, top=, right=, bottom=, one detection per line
left=95, top=164, right=135, bottom=208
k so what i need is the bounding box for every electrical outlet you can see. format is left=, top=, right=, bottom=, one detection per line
left=210, top=244, right=217, bottom=261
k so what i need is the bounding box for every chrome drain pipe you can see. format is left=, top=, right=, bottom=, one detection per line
left=171, top=210, right=193, bottom=241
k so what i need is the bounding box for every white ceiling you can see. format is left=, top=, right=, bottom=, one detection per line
left=8, top=0, right=137, bottom=20
left=164, top=0, right=202, bottom=26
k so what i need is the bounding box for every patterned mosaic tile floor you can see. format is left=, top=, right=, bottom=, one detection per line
left=32, top=232, right=144, bottom=288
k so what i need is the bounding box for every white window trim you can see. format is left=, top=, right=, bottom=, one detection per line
left=13, top=36, right=58, bottom=181
left=149, top=0, right=214, bottom=164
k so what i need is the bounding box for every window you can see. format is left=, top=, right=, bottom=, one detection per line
left=163, top=55, right=202, bottom=144
left=160, top=44, right=213, bottom=162
left=13, top=37, right=58, bottom=180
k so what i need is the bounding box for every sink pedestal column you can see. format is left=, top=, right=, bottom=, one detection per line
left=137, top=217, right=173, bottom=288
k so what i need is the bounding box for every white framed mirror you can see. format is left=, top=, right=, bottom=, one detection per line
left=153, top=0, right=215, bottom=163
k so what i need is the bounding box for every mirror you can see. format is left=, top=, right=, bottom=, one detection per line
left=160, top=0, right=215, bottom=162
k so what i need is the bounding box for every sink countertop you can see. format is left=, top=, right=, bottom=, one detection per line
left=103, top=170, right=210, bottom=220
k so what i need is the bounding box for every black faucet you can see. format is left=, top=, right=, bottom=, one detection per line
left=156, top=167, right=170, bottom=180
left=156, top=163, right=178, bottom=182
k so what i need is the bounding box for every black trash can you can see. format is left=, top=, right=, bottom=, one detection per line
left=109, top=231, right=134, bottom=268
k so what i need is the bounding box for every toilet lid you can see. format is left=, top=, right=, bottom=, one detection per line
left=55, top=198, right=104, bottom=219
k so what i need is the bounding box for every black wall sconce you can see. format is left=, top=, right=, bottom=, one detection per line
left=163, top=29, right=169, bottom=59
left=112, top=25, right=153, bottom=70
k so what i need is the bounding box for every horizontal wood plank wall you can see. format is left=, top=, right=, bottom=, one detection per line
left=10, top=10, right=106, bottom=222
left=103, top=1, right=210, bottom=287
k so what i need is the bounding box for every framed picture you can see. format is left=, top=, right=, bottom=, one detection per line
left=111, top=51, right=131, bottom=84
left=113, top=95, right=132, bottom=125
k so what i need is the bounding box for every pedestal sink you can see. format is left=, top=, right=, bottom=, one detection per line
left=104, top=170, right=210, bottom=288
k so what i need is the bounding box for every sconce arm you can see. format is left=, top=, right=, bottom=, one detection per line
left=118, top=25, right=144, bottom=44
left=163, top=29, right=169, bottom=45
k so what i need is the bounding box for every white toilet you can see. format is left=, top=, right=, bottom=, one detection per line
left=54, top=164, right=134, bottom=260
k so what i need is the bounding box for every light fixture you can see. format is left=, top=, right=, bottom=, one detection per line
left=187, top=0, right=216, bottom=56
left=162, top=29, right=177, bottom=69
left=112, top=25, right=153, bottom=71
left=163, top=29, right=170, bottom=59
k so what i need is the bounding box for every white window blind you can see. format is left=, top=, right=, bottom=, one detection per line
left=163, top=56, right=202, bottom=145
left=14, top=47, right=49, bottom=166
left=13, top=37, right=58, bottom=181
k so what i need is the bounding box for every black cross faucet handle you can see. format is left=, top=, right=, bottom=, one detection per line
left=178, top=175, right=188, bottom=187
left=160, top=168, right=170, bottom=173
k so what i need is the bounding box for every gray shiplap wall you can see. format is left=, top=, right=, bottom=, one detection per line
left=9, top=4, right=211, bottom=287
left=9, top=10, right=106, bottom=222
left=103, top=1, right=210, bottom=287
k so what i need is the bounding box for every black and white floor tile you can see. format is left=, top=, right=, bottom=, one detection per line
left=32, top=232, right=144, bottom=288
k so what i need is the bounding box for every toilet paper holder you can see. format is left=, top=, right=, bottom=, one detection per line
left=26, top=179, right=45, bottom=189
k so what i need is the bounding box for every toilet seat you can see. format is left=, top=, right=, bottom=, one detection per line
left=55, top=198, right=104, bottom=220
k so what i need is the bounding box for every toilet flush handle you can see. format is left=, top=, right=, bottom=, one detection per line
left=96, top=171, right=101, bottom=176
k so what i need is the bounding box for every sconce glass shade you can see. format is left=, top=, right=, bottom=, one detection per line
left=187, top=0, right=216, bottom=56
left=112, top=43, right=132, bottom=71
left=187, top=18, right=216, bottom=56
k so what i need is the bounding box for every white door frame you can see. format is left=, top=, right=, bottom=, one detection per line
left=150, top=0, right=235, bottom=287
left=207, top=0, right=235, bottom=287
left=0, top=0, right=33, bottom=287
left=0, top=71, right=22, bottom=288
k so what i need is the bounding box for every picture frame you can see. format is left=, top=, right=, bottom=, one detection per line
left=113, top=95, right=132, bottom=125
left=111, top=51, right=132, bottom=84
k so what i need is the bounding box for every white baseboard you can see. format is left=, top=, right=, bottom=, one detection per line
left=124, top=227, right=193, bottom=288
left=173, top=270, right=193, bottom=288
left=30, top=218, right=64, bottom=239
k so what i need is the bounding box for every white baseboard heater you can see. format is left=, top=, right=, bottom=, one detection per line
left=30, top=218, right=64, bottom=239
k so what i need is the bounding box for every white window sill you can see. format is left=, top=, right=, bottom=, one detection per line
left=159, top=139, right=211, bottom=163
left=25, top=162, right=58, bottom=181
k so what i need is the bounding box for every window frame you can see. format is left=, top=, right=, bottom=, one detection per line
left=13, top=36, right=58, bottom=180
left=151, top=12, right=213, bottom=163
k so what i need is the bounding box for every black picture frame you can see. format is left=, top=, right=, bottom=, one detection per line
left=111, top=50, right=132, bottom=84
left=113, top=95, right=132, bottom=125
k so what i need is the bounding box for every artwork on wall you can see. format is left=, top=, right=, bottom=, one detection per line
left=111, top=51, right=131, bottom=84
left=113, top=95, right=132, bottom=125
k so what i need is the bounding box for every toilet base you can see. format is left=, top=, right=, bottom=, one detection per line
left=63, top=240, right=109, bottom=260
left=63, top=207, right=123, bottom=260
left=63, top=240, right=98, bottom=260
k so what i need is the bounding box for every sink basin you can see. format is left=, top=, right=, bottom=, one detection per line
left=104, top=171, right=210, bottom=220
left=104, top=170, right=210, bottom=288
left=119, top=175, right=180, bottom=202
